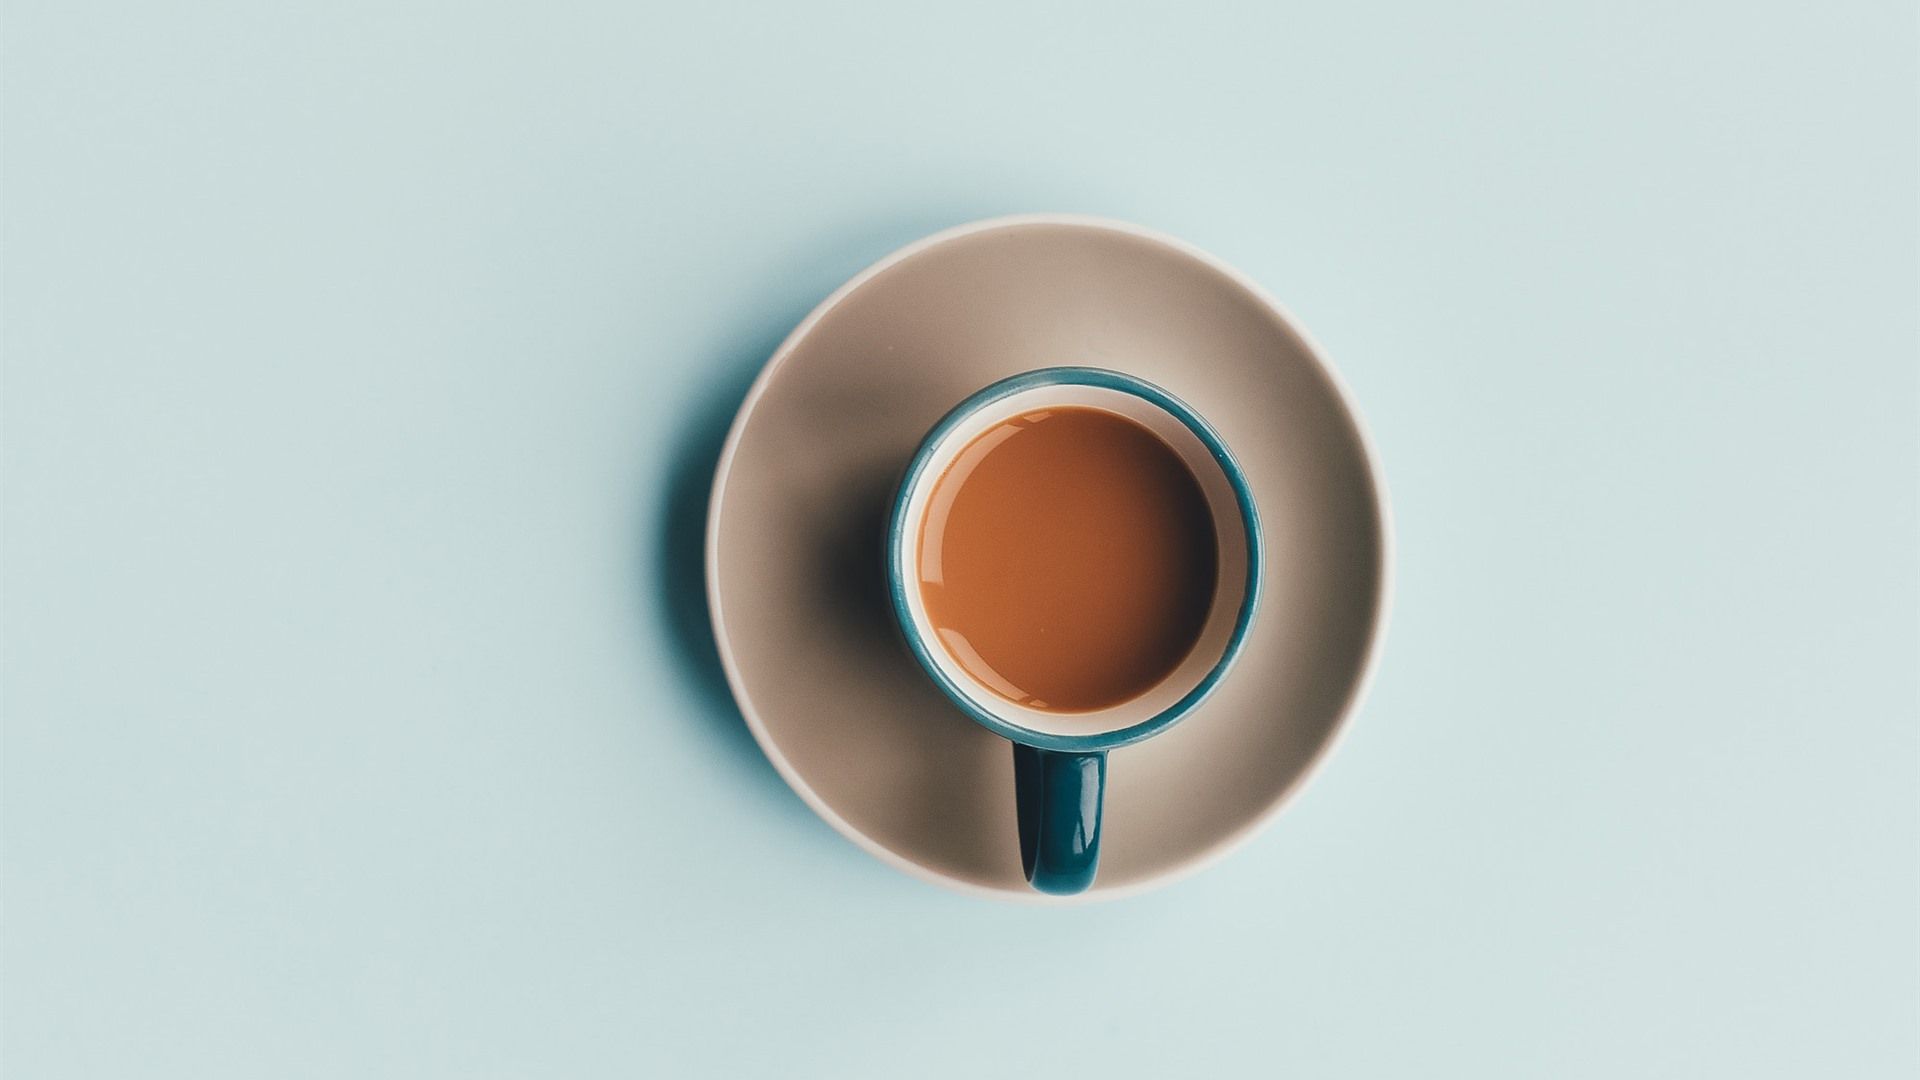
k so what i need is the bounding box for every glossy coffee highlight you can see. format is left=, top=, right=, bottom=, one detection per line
left=916, top=406, right=1218, bottom=713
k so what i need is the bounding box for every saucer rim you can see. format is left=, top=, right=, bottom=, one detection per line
left=704, top=213, right=1396, bottom=904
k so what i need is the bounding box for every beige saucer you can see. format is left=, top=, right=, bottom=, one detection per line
left=706, top=215, right=1390, bottom=901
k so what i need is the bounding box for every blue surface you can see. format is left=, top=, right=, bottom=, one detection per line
left=3, top=1, right=1915, bottom=1076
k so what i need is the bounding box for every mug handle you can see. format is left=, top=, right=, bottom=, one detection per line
left=1012, top=745, right=1107, bottom=895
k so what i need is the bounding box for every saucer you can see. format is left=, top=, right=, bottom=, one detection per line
left=706, top=215, right=1390, bottom=901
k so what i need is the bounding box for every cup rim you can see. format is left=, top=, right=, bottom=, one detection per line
left=886, top=366, right=1265, bottom=753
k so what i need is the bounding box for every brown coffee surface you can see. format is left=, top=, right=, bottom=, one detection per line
left=917, top=406, right=1218, bottom=713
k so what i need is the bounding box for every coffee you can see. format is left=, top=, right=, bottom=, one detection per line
left=915, top=406, right=1218, bottom=713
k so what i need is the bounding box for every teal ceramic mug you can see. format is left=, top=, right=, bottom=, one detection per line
left=887, top=367, right=1263, bottom=895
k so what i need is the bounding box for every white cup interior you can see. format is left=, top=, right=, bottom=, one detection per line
left=897, top=383, right=1252, bottom=738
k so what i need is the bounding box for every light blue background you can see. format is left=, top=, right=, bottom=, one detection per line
left=4, top=1, right=1915, bottom=1076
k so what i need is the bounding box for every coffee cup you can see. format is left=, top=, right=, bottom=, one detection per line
left=887, top=367, right=1263, bottom=895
